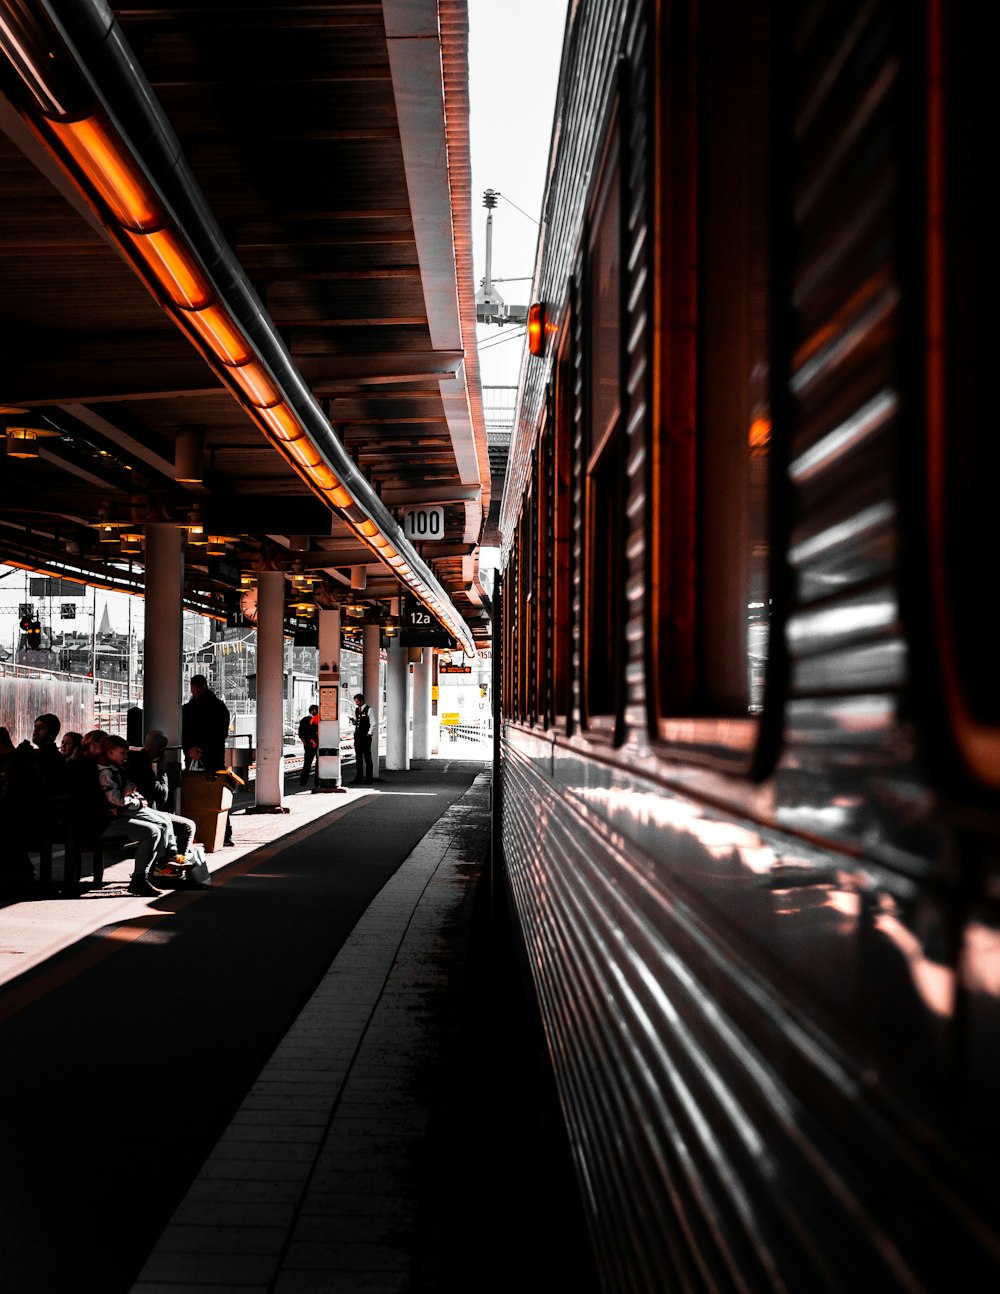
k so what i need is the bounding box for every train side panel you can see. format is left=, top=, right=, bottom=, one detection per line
left=498, top=1, right=1000, bottom=1289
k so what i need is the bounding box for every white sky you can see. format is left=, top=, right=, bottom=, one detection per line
left=468, top=0, right=569, bottom=389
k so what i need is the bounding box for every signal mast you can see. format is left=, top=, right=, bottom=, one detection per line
left=475, top=190, right=528, bottom=327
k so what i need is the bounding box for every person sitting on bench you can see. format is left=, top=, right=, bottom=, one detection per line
left=98, top=736, right=196, bottom=897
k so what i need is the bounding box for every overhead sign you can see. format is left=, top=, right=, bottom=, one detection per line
left=402, top=506, right=445, bottom=541
left=400, top=594, right=452, bottom=647
left=439, top=664, right=471, bottom=674
left=209, top=554, right=242, bottom=589
left=30, top=577, right=84, bottom=598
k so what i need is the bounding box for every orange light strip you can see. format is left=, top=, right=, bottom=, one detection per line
left=179, top=303, right=253, bottom=367
left=32, top=110, right=476, bottom=651
left=227, top=362, right=282, bottom=409
left=123, top=227, right=213, bottom=310
left=283, top=435, right=324, bottom=472
left=257, top=402, right=305, bottom=442
left=47, top=115, right=162, bottom=230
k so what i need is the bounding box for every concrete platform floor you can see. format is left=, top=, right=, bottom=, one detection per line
left=0, top=755, right=596, bottom=1294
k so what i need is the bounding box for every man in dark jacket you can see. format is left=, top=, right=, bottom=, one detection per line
left=32, top=713, right=68, bottom=794
left=297, top=705, right=319, bottom=789
left=182, top=674, right=233, bottom=844
left=181, top=675, right=230, bottom=772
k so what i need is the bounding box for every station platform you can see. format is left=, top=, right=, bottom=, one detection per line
left=0, top=755, right=594, bottom=1293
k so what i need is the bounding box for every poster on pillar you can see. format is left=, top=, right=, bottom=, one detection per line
left=400, top=595, right=452, bottom=648
left=319, top=685, right=338, bottom=721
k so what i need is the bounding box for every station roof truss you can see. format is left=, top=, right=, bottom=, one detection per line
left=0, top=0, right=490, bottom=651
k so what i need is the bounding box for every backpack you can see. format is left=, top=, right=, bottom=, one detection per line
left=298, top=714, right=316, bottom=742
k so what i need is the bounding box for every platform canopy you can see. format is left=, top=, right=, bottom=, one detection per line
left=0, top=0, right=489, bottom=652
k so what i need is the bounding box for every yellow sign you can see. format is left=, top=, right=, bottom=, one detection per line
left=432, top=685, right=439, bottom=700
left=441, top=712, right=460, bottom=727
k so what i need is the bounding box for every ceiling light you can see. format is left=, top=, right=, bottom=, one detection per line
left=174, top=427, right=204, bottom=483
left=4, top=422, right=61, bottom=458
left=185, top=505, right=207, bottom=544
left=5, top=426, right=40, bottom=458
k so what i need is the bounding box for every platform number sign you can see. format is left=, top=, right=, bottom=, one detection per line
left=402, top=506, right=444, bottom=541
left=400, top=594, right=452, bottom=647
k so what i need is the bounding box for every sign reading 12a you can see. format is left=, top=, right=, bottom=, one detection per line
left=400, top=594, right=452, bottom=647
left=402, top=506, right=444, bottom=540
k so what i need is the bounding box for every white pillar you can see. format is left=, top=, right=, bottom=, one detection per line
left=385, top=635, right=410, bottom=770
left=412, top=649, right=432, bottom=759
left=255, top=569, right=285, bottom=807
left=317, top=605, right=342, bottom=787
left=143, top=523, right=184, bottom=747
left=363, top=621, right=381, bottom=781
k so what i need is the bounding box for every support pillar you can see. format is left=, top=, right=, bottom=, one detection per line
left=317, top=605, right=343, bottom=789
left=430, top=650, right=440, bottom=755
left=363, top=622, right=381, bottom=781
left=385, top=635, right=410, bottom=770
left=255, top=570, right=286, bottom=807
left=143, top=523, right=184, bottom=748
left=412, top=649, right=432, bottom=759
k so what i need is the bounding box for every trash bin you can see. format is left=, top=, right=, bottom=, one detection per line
left=181, top=770, right=235, bottom=853
left=225, top=735, right=254, bottom=784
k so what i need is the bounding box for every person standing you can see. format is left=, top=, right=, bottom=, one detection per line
left=351, top=692, right=373, bottom=785
left=181, top=674, right=230, bottom=772
left=297, top=704, right=319, bottom=788
left=182, top=674, right=234, bottom=844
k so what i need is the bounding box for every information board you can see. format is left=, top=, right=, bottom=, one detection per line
left=319, top=685, right=339, bottom=721
left=400, top=594, right=452, bottom=647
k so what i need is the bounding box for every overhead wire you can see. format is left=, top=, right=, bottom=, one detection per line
left=478, top=328, right=526, bottom=352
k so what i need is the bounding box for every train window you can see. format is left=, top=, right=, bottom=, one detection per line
left=650, top=0, right=771, bottom=745
left=526, top=463, right=539, bottom=726
left=553, top=314, right=574, bottom=728
left=583, top=123, right=625, bottom=732
left=518, top=509, right=531, bottom=722
left=927, top=2, right=1000, bottom=788
left=502, top=543, right=513, bottom=717
left=536, top=425, right=552, bottom=728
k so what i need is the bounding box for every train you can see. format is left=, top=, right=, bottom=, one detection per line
left=495, top=1, right=1000, bottom=1289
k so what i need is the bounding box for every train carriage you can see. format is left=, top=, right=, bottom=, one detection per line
left=496, top=0, right=1000, bottom=1289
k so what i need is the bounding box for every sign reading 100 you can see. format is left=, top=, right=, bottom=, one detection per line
left=402, top=506, right=444, bottom=540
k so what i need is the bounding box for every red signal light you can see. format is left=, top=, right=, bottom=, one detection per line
left=528, top=302, right=546, bottom=357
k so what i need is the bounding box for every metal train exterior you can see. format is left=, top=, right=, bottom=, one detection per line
left=495, top=1, right=1000, bottom=1289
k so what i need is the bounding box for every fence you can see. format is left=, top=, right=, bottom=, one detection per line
left=0, top=665, right=130, bottom=740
